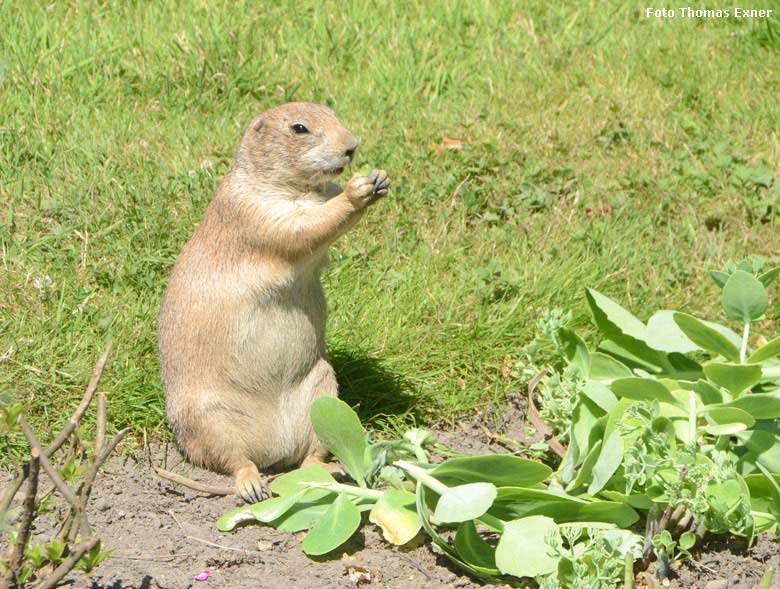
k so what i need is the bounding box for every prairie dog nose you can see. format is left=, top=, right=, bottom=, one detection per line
left=344, top=135, right=360, bottom=161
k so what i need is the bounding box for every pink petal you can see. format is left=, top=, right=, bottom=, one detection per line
left=195, top=570, right=211, bottom=581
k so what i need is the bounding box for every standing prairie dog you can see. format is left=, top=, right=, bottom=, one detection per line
left=158, top=102, right=389, bottom=502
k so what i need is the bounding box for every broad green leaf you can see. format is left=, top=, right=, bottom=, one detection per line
left=491, top=487, right=638, bottom=527
left=269, top=464, right=336, bottom=501
left=749, top=336, right=780, bottom=363
left=586, top=288, right=647, bottom=340
left=369, top=490, right=420, bottom=545
left=416, top=484, right=502, bottom=583
left=434, top=483, right=497, bottom=524
left=598, top=340, right=662, bottom=373
left=569, top=439, right=602, bottom=492
left=704, top=362, right=762, bottom=395
left=722, top=270, right=768, bottom=322
left=588, top=431, right=623, bottom=496
left=645, top=310, right=698, bottom=354
left=600, top=490, right=654, bottom=510
left=274, top=500, right=333, bottom=532
left=699, top=406, right=755, bottom=435
left=665, top=352, right=704, bottom=380
left=301, top=494, right=361, bottom=556
left=673, top=313, right=740, bottom=362
left=432, top=455, right=551, bottom=488
left=738, top=429, right=780, bottom=474
left=744, top=473, right=780, bottom=533
left=496, top=516, right=560, bottom=578
left=581, top=381, right=617, bottom=412
left=454, top=521, right=498, bottom=572
left=722, top=392, right=780, bottom=419
left=759, top=266, right=780, bottom=287
left=694, top=379, right=726, bottom=405
left=311, top=397, right=369, bottom=487
left=586, top=289, right=668, bottom=369
left=568, top=396, right=606, bottom=470
left=611, top=377, right=680, bottom=406
left=217, top=488, right=308, bottom=531
left=589, top=352, right=632, bottom=381
left=558, top=328, right=590, bottom=376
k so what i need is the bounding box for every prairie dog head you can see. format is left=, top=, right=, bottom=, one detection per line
left=235, top=102, right=360, bottom=192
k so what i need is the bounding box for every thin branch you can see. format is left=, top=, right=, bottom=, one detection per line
left=0, top=467, right=28, bottom=515
left=67, top=428, right=129, bottom=543
left=34, top=535, right=99, bottom=589
left=3, top=448, right=40, bottom=586
left=18, top=416, right=82, bottom=509
left=95, top=392, right=106, bottom=456
left=44, top=342, right=112, bottom=457
left=1, top=344, right=113, bottom=509
left=153, top=466, right=235, bottom=496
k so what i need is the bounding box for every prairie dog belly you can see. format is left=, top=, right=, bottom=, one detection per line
left=227, top=270, right=328, bottom=396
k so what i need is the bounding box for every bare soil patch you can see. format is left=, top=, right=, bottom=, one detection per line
left=3, top=395, right=779, bottom=588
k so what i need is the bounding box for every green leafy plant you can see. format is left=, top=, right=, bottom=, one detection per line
left=219, top=398, right=640, bottom=586
left=217, top=259, right=780, bottom=586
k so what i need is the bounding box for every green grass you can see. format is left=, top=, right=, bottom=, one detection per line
left=1, top=1, right=779, bottom=454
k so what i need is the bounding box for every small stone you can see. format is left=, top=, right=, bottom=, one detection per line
left=117, top=511, right=126, bottom=519
left=704, top=580, right=728, bottom=589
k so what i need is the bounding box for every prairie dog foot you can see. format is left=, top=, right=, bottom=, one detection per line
left=343, top=169, right=390, bottom=208
left=234, top=463, right=269, bottom=504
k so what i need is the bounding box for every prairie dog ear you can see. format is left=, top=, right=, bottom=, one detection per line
left=253, top=117, right=264, bottom=133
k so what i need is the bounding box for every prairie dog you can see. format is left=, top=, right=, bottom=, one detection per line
left=158, top=102, right=389, bottom=502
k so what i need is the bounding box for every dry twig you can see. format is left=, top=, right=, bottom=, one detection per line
left=524, top=368, right=567, bottom=457
left=153, top=466, right=234, bottom=496
left=0, top=343, right=123, bottom=589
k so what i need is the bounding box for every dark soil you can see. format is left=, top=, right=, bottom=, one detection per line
left=3, top=393, right=779, bottom=588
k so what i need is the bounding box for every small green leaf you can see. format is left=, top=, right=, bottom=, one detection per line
left=454, top=521, right=498, bottom=572
left=495, top=516, right=561, bottom=578
left=301, top=494, right=361, bottom=556
left=611, top=377, right=680, bottom=406
left=586, top=289, right=667, bottom=369
left=581, top=381, right=618, bottom=412
left=694, top=379, right=726, bottom=405
left=274, top=500, right=333, bottom=532
left=433, top=483, right=497, bottom=524
left=704, top=362, right=762, bottom=395
left=722, top=270, right=768, bottom=323
left=758, top=266, right=780, bottom=287
left=217, top=488, right=309, bottom=531
left=710, top=270, right=730, bottom=288
left=645, top=310, right=699, bottom=354
left=748, top=336, right=780, bottom=363
left=738, top=429, right=780, bottom=474
left=432, top=455, right=551, bottom=488
left=491, top=487, right=638, bottom=527
left=269, top=464, right=336, bottom=501
left=369, top=490, right=420, bottom=545
left=673, top=313, right=740, bottom=362
left=311, top=397, right=369, bottom=487
left=589, top=352, right=632, bottom=381
left=588, top=431, right=623, bottom=495
left=722, top=392, right=780, bottom=419
left=558, top=328, right=591, bottom=376
left=699, top=406, right=755, bottom=435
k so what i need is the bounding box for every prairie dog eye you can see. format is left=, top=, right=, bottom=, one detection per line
left=291, top=123, right=309, bottom=134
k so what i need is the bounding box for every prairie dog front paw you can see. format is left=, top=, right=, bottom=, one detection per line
left=344, top=169, right=390, bottom=208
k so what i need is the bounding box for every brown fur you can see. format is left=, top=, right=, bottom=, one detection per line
left=158, top=102, right=389, bottom=501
